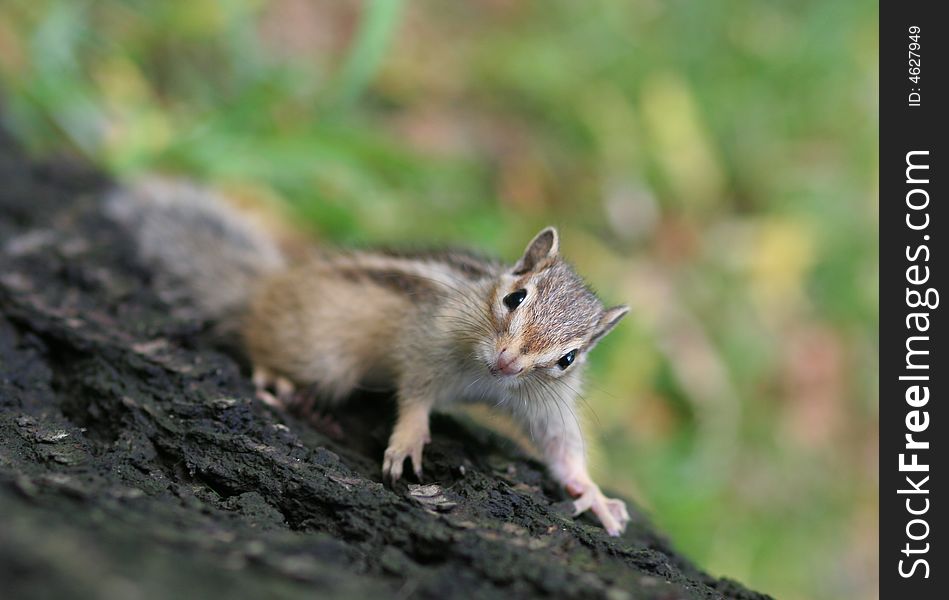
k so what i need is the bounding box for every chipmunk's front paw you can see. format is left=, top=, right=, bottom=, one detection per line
left=382, top=430, right=430, bottom=484
left=568, top=481, right=630, bottom=537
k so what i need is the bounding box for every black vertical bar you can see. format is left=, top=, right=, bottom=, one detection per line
left=880, top=1, right=944, bottom=598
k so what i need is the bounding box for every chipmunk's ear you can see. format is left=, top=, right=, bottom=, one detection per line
left=513, top=227, right=559, bottom=274
left=587, top=305, right=629, bottom=349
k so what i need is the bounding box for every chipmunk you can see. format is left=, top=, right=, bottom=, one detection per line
left=107, top=178, right=631, bottom=536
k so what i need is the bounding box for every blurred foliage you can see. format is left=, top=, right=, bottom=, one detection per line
left=0, top=1, right=878, bottom=599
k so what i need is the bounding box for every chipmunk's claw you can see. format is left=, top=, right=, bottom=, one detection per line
left=568, top=481, right=630, bottom=537
left=382, top=433, right=429, bottom=484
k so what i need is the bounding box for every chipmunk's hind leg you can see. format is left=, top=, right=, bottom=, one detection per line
left=253, top=369, right=346, bottom=439
left=252, top=366, right=296, bottom=408
left=290, top=384, right=345, bottom=440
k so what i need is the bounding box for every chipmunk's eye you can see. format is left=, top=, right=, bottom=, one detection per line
left=503, top=289, right=527, bottom=311
left=557, top=350, right=577, bottom=370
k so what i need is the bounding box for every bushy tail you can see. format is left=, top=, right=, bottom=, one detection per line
left=106, top=177, right=286, bottom=320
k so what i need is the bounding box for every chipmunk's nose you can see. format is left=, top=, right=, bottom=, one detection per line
left=495, top=348, right=524, bottom=376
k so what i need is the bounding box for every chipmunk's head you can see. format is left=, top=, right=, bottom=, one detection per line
left=482, top=227, right=628, bottom=384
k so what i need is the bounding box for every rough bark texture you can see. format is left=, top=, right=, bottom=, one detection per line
left=0, top=129, right=772, bottom=600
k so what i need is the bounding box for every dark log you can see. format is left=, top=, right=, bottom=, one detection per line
left=0, top=129, right=771, bottom=600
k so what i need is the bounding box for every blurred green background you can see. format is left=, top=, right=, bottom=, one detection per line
left=0, top=1, right=878, bottom=598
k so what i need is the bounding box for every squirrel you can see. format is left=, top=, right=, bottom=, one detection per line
left=106, top=177, right=632, bottom=536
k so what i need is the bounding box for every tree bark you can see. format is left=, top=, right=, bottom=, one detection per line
left=0, top=129, right=771, bottom=600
